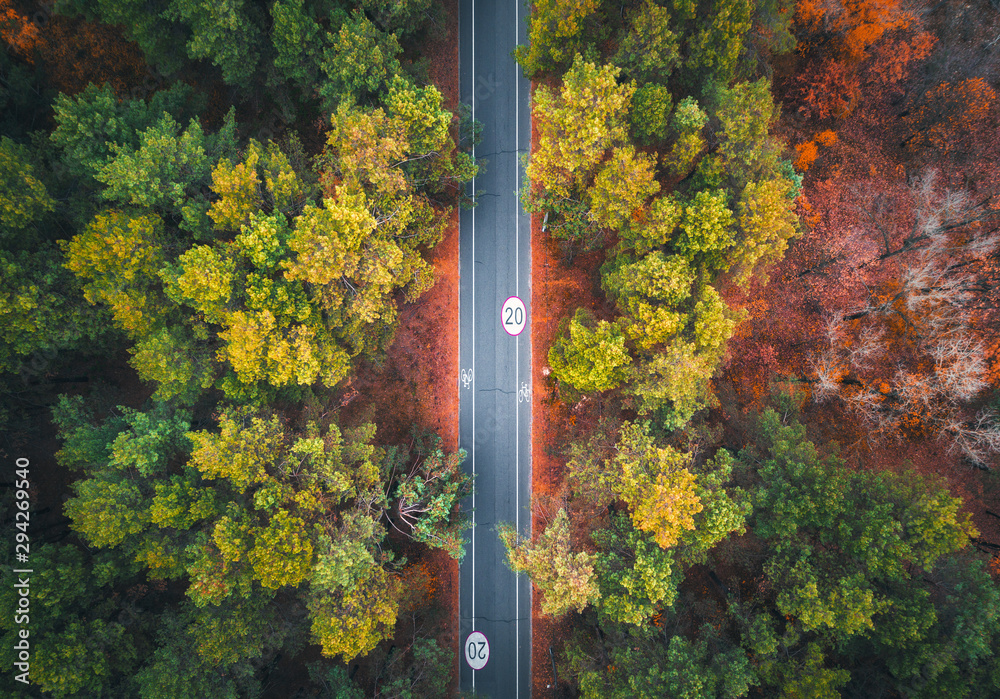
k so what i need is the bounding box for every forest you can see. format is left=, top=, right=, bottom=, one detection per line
left=511, top=0, right=1000, bottom=697
left=0, top=0, right=998, bottom=697
left=0, top=0, right=474, bottom=696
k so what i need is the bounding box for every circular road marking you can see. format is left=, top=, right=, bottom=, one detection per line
left=464, top=631, right=490, bottom=670
left=501, top=296, right=526, bottom=336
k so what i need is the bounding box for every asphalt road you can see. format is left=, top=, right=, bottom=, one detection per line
left=457, top=0, right=532, bottom=696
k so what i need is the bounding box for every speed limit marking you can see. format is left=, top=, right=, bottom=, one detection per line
left=501, top=296, right=526, bottom=336
left=464, top=631, right=490, bottom=670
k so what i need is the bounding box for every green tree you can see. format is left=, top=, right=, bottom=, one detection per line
left=51, top=393, right=131, bottom=470
left=135, top=602, right=270, bottom=699
left=0, top=248, right=106, bottom=375
left=617, top=194, right=683, bottom=257
left=499, top=508, right=600, bottom=616
left=0, top=50, right=55, bottom=142
left=565, top=624, right=756, bottom=699
left=129, top=324, right=215, bottom=403
left=270, top=0, right=325, bottom=87
left=514, top=0, right=603, bottom=77
left=307, top=662, right=365, bottom=699
left=630, top=84, right=674, bottom=144
left=712, top=78, right=783, bottom=188
left=376, top=637, right=454, bottom=699
left=0, top=542, right=142, bottom=698
left=676, top=189, right=735, bottom=270
left=613, top=1, right=680, bottom=85
left=756, top=642, right=849, bottom=699
left=678, top=449, right=751, bottom=564
left=50, top=82, right=205, bottom=181
left=94, top=108, right=237, bottom=234
left=386, top=433, right=472, bottom=560
left=0, top=136, right=54, bottom=241
left=865, top=552, right=1000, bottom=698
left=748, top=411, right=974, bottom=637
left=384, top=75, right=478, bottom=195
left=601, top=251, right=694, bottom=351
left=64, top=402, right=192, bottom=549
left=661, top=97, right=707, bottom=178
left=592, top=514, right=681, bottom=626
left=360, top=0, right=439, bottom=40
left=96, top=113, right=211, bottom=211
left=311, top=511, right=383, bottom=593
left=319, top=10, right=402, bottom=108
left=735, top=410, right=998, bottom=697
left=681, top=0, right=753, bottom=89
left=548, top=308, right=632, bottom=393
left=164, top=0, right=264, bottom=83
left=56, top=0, right=267, bottom=86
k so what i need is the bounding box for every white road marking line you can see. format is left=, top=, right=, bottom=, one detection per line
left=470, top=1, right=476, bottom=692
left=514, top=0, right=520, bottom=695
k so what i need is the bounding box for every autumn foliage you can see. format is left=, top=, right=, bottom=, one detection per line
left=903, top=77, right=998, bottom=153
left=796, top=0, right=915, bottom=63
left=0, top=0, right=38, bottom=61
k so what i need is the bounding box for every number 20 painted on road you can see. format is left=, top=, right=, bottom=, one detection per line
left=465, top=631, right=490, bottom=670
left=502, top=296, right=526, bottom=336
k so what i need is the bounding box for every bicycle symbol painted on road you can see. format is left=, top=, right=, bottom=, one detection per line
left=518, top=382, right=531, bottom=403
left=462, top=368, right=473, bottom=389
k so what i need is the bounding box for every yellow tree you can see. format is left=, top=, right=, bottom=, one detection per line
left=609, top=422, right=703, bottom=548
left=732, top=176, right=800, bottom=285
left=514, top=0, right=602, bottom=77
left=62, top=210, right=170, bottom=338
left=499, top=508, right=600, bottom=616
left=548, top=308, right=632, bottom=393
left=587, top=145, right=660, bottom=231
left=307, top=565, right=403, bottom=661
left=527, top=56, right=634, bottom=201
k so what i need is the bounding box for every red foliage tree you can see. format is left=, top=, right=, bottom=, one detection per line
left=791, top=58, right=859, bottom=120
left=38, top=14, right=148, bottom=97
left=0, top=0, right=40, bottom=62
left=795, top=0, right=915, bottom=64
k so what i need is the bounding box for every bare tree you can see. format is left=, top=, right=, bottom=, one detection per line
left=805, top=171, right=1000, bottom=463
